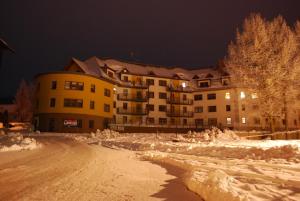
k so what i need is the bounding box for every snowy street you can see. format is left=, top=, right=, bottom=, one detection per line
left=0, top=136, right=200, bottom=201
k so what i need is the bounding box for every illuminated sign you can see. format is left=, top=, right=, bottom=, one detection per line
left=64, top=119, right=78, bottom=127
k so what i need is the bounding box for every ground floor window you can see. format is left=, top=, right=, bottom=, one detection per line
left=89, top=120, right=94, bottom=129
left=146, top=117, right=155, bottom=124
left=195, top=119, right=204, bottom=126
left=159, top=118, right=167, bottom=125
left=208, top=118, right=217, bottom=126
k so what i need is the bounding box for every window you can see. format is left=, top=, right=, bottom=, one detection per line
left=194, top=94, right=203, bottom=101
left=107, top=71, right=114, bottom=78
left=159, top=118, right=167, bottom=125
left=241, top=117, right=246, bottom=124
left=251, top=93, right=258, bottom=99
left=226, top=105, right=231, bottom=112
left=64, top=81, right=84, bottom=90
left=241, top=104, right=246, bottom=111
left=170, top=118, right=175, bottom=125
left=254, top=117, right=260, bottom=125
left=123, top=76, right=128, bottom=82
left=104, top=104, right=110, bottom=112
left=147, top=91, right=154, bottom=98
left=146, top=117, right=155, bottom=124
left=282, top=119, right=286, bottom=125
left=159, top=105, right=166, bottom=112
left=147, top=104, right=154, bottom=111
left=51, top=81, right=57, bottom=89
left=240, top=91, right=246, bottom=99
left=225, top=92, right=230, bottom=99
left=123, top=89, right=128, bottom=95
left=113, top=101, right=116, bottom=108
left=226, top=117, right=232, bottom=125
left=195, top=106, right=203, bottom=113
left=182, top=94, right=187, bottom=100
left=208, top=118, right=217, bottom=126
left=123, top=116, right=127, bottom=124
left=159, top=92, right=167, bottom=99
left=50, top=98, right=56, bottom=107
left=90, top=101, right=95, bottom=109
left=199, top=81, right=209, bottom=88
left=183, top=119, right=187, bottom=125
left=146, top=79, right=154, bottom=86
left=104, top=88, right=111, bottom=97
left=89, top=120, right=94, bottom=129
left=222, top=79, right=229, bottom=86
left=183, top=106, right=187, bottom=113
left=159, top=80, right=167, bottom=86
left=91, top=84, right=95, bottom=93
left=208, top=106, right=217, bottom=112
left=64, top=99, right=83, bottom=108
left=195, top=119, right=204, bottom=126
left=123, top=102, right=128, bottom=109
left=294, top=119, right=297, bottom=126
left=207, top=93, right=216, bottom=100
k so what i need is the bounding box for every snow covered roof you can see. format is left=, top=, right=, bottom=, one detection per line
left=68, top=57, right=224, bottom=82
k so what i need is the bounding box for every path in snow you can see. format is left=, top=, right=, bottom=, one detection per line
left=0, top=137, right=201, bottom=201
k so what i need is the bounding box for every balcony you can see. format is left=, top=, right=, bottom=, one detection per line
left=117, top=93, right=148, bottom=102
left=167, top=85, right=193, bottom=93
left=166, top=98, right=193, bottom=105
left=117, top=107, right=148, bottom=115
left=166, top=110, right=194, bottom=117
left=121, top=81, right=148, bottom=89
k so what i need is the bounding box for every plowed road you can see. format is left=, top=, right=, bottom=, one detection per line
left=0, top=137, right=200, bottom=201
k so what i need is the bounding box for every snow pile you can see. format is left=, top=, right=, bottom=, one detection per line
left=0, top=133, right=41, bottom=152
left=186, top=127, right=240, bottom=142
left=92, top=129, right=121, bottom=139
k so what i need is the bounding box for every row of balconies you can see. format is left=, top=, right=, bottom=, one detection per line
left=116, top=107, right=194, bottom=117
left=117, top=93, right=193, bottom=105
left=120, top=81, right=194, bottom=92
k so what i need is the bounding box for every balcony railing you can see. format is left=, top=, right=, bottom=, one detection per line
left=117, top=107, right=148, bottom=115
left=121, top=81, right=148, bottom=89
left=166, top=98, right=193, bottom=105
left=166, top=85, right=193, bottom=92
left=166, top=110, right=194, bottom=117
left=117, top=93, right=148, bottom=102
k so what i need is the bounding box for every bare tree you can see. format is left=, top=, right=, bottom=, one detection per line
left=15, top=79, right=34, bottom=122
left=225, top=13, right=300, bottom=132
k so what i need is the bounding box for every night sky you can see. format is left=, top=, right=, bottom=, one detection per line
left=1, top=0, right=300, bottom=97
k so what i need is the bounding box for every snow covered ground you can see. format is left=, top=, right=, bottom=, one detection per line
left=0, top=133, right=42, bottom=152
left=94, top=128, right=300, bottom=201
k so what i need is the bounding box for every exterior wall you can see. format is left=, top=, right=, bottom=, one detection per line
left=34, top=72, right=114, bottom=132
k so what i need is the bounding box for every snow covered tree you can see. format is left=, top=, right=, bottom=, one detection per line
left=225, top=13, right=300, bottom=132
left=14, top=79, right=34, bottom=122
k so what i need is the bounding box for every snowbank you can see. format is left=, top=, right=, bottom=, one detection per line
left=0, top=133, right=42, bottom=152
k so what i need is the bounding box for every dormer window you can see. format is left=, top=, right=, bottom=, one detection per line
left=148, top=71, right=156, bottom=76
left=198, top=80, right=210, bottom=88
left=123, top=76, right=129, bottom=82
left=107, top=70, right=114, bottom=78
left=222, top=78, right=229, bottom=86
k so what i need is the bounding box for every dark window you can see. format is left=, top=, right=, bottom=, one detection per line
left=282, top=119, right=286, bottom=125
left=159, top=105, right=166, bottom=112
left=294, top=119, right=297, bottom=126
left=104, top=104, right=110, bottom=112
left=146, top=117, right=155, bottom=124
left=64, top=81, right=84, bottom=90
left=199, top=82, right=209, bottom=88
left=90, top=101, right=95, bottom=109
left=123, top=76, right=128, bottom=82
left=113, top=101, right=116, bottom=108
left=226, top=105, right=231, bottom=112
left=242, top=104, right=246, bottom=111
left=183, top=94, right=187, bottom=100
left=64, top=99, right=83, bottom=108
left=108, top=71, right=114, bottom=78
left=123, top=116, right=127, bottom=124
left=195, top=106, right=203, bottom=113
left=159, top=118, right=167, bottom=125
left=147, top=104, right=154, bottom=111
left=208, top=118, right=217, bottom=126
left=159, top=80, right=167, bottom=86
left=194, top=94, right=203, bottom=101
left=183, top=106, right=187, bottom=113
left=123, top=102, right=128, bottom=109
left=146, top=79, right=154, bottom=85
left=195, top=119, right=204, bottom=126
left=51, top=81, right=57, bottom=89
left=222, top=79, right=229, bottom=86
left=147, top=91, right=154, bottom=98
left=183, top=119, right=187, bottom=125
left=104, top=88, right=111, bottom=97
left=208, top=106, right=217, bottom=112
left=77, top=120, right=82, bottom=128
left=207, top=93, right=216, bottom=100
left=50, top=98, right=56, bottom=107
left=89, top=120, right=94, bottom=129
left=159, top=92, right=167, bottom=99
left=91, top=84, right=95, bottom=93
left=254, top=117, right=260, bottom=125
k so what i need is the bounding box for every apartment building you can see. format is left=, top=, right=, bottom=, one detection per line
left=33, top=57, right=300, bottom=132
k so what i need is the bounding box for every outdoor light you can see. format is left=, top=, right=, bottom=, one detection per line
left=182, top=82, right=186, bottom=88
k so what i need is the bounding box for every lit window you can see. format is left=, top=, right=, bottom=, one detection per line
left=240, top=91, right=245, bottom=99
left=182, top=82, right=186, bottom=88
left=242, top=117, right=246, bottom=124
left=251, top=93, right=258, bottom=99
left=226, top=117, right=232, bottom=125
left=225, top=92, right=230, bottom=99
